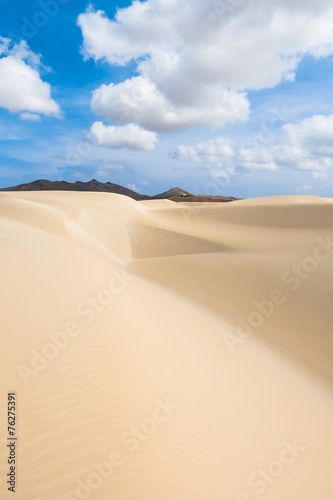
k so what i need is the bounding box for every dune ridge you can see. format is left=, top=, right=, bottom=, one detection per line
left=0, top=191, right=332, bottom=500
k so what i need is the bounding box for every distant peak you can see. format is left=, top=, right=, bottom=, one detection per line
left=152, top=187, right=191, bottom=199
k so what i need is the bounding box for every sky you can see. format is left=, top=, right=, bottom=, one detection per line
left=1, top=0, right=333, bottom=198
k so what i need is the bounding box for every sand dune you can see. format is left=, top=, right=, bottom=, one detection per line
left=0, top=191, right=332, bottom=499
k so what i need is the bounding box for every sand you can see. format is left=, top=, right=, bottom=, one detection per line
left=0, top=191, right=332, bottom=499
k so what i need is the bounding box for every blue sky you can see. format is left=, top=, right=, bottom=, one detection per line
left=1, top=0, right=333, bottom=197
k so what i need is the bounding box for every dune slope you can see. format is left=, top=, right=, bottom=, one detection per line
left=0, top=191, right=332, bottom=500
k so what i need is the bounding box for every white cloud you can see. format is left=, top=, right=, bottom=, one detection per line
left=0, top=37, right=10, bottom=56
left=174, top=137, right=238, bottom=179
left=90, top=76, right=248, bottom=132
left=127, top=183, right=139, bottom=192
left=78, top=1, right=333, bottom=132
left=88, top=121, right=158, bottom=150
left=20, top=112, right=42, bottom=122
left=174, top=114, right=333, bottom=179
left=252, top=114, right=333, bottom=178
left=140, top=179, right=150, bottom=186
left=0, top=37, right=60, bottom=118
left=175, top=137, right=235, bottom=165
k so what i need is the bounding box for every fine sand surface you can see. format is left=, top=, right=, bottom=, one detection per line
left=0, top=191, right=333, bottom=500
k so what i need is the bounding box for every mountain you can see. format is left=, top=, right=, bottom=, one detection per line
left=151, top=187, right=238, bottom=202
left=0, top=179, right=145, bottom=201
left=0, top=179, right=239, bottom=203
left=150, top=187, right=191, bottom=199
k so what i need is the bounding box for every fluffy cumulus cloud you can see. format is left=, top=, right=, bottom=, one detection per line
left=78, top=0, right=333, bottom=134
left=90, top=76, right=248, bottom=133
left=0, top=37, right=60, bottom=119
left=175, top=137, right=237, bottom=178
left=88, top=121, right=158, bottom=150
left=175, top=114, right=333, bottom=179
left=175, top=137, right=235, bottom=164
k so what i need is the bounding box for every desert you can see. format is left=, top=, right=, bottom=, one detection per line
left=0, top=190, right=332, bottom=499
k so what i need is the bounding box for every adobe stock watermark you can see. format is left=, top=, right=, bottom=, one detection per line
left=19, top=0, right=71, bottom=40
left=235, top=439, right=306, bottom=499
left=179, top=175, right=234, bottom=225
left=239, top=107, right=289, bottom=152
left=58, top=122, right=107, bottom=168
left=61, top=396, right=179, bottom=500
left=17, top=268, right=135, bottom=385
left=179, top=107, right=290, bottom=225
left=224, top=234, right=333, bottom=353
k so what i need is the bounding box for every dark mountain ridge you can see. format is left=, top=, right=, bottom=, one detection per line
left=0, top=179, right=239, bottom=203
